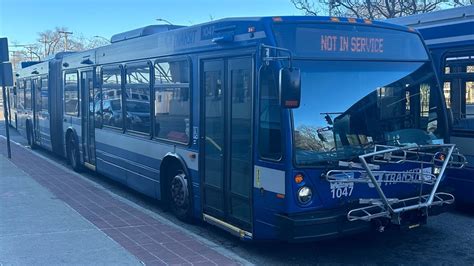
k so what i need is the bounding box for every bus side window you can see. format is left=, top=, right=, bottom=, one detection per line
left=124, top=63, right=151, bottom=134
left=25, top=79, right=32, bottom=110
left=12, top=86, right=16, bottom=108
left=64, top=72, right=79, bottom=116
left=466, top=80, right=474, bottom=118
left=443, top=57, right=474, bottom=120
left=18, top=80, right=24, bottom=109
left=153, top=59, right=190, bottom=143
left=102, top=66, right=123, bottom=129
left=94, top=68, right=102, bottom=129
left=41, top=76, right=49, bottom=112
left=259, top=67, right=282, bottom=160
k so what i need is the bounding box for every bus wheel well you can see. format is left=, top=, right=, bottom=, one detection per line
left=65, top=129, right=76, bottom=160
left=160, top=156, right=187, bottom=208
left=160, top=155, right=193, bottom=221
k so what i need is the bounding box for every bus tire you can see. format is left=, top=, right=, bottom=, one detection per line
left=67, top=134, right=82, bottom=172
left=26, top=122, right=36, bottom=149
left=169, top=168, right=192, bottom=222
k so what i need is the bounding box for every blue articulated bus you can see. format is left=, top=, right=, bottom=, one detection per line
left=388, top=6, right=474, bottom=204
left=9, top=16, right=466, bottom=241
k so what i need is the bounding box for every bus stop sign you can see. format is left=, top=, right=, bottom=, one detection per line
left=0, top=38, right=8, bottom=62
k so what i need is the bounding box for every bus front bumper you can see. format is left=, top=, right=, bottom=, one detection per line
left=275, top=203, right=451, bottom=242
left=275, top=207, right=370, bottom=242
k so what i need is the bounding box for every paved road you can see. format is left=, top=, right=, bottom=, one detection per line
left=1, top=121, right=473, bottom=265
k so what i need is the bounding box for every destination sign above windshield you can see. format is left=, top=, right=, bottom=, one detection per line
left=320, top=34, right=384, bottom=53
left=274, top=24, right=429, bottom=61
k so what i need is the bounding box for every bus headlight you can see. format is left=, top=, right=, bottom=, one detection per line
left=297, top=186, right=312, bottom=204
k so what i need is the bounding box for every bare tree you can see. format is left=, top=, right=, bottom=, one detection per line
left=294, top=125, right=327, bottom=151
left=84, top=36, right=109, bottom=50
left=37, top=27, right=63, bottom=58
left=291, top=0, right=472, bottom=19
left=291, top=0, right=320, bottom=15
left=10, top=27, right=109, bottom=71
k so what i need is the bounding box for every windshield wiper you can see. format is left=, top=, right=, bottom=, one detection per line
left=358, top=137, right=401, bottom=150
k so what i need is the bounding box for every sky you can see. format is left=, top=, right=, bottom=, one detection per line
left=0, top=0, right=300, bottom=46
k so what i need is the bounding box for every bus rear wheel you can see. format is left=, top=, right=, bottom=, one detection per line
left=67, top=136, right=81, bottom=172
left=26, top=122, right=36, bottom=149
left=169, top=170, right=192, bottom=221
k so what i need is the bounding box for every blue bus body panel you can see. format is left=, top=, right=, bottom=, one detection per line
left=388, top=6, right=474, bottom=204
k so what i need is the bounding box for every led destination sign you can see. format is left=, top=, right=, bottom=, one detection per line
left=274, top=24, right=429, bottom=61
left=320, top=35, right=384, bottom=53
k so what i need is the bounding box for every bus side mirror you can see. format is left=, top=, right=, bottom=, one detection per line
left=279, top=67, right=301, bottom=108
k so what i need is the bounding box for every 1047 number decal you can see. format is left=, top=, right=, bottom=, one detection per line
left=330, top=183, right=354, bottom=199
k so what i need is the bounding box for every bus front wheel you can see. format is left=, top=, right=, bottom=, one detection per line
left=169, top=169, right=192, bottom=222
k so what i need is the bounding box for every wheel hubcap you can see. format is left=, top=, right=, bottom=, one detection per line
left=171, top=173, right=188, bottom=208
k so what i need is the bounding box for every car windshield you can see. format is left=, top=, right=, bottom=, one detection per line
left=292, top=61, right=446, bottom=166
left=126, top=101, right=149, bottom=113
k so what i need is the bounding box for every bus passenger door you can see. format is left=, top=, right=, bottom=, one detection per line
left=33, top=78, right=42, bottom=145
left=201, top=57, right=253, bottom=234
left=81, top=70, right=96, bottom=170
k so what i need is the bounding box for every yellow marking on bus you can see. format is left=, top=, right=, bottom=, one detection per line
left=256, top=168, right=261, bottom=188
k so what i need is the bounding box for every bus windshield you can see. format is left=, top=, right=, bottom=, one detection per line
left=292, top=61, right=446, bottom=166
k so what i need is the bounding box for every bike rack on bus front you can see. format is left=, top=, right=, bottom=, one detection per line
left=325, top=144, right=466, bottom=225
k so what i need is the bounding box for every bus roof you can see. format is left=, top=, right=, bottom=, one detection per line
left=18, top=15, right=418, bottom=72
left=386, top=6, right=474, bottom=48
left=386, top=6, right=474, bottom=28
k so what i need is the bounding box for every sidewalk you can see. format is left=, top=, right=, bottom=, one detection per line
left=0, top=137, right=245, bottom=265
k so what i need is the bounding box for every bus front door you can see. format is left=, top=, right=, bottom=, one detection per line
left=81, top=70, right=96, bottom=170
left=201, top=57, right=253, bottom=235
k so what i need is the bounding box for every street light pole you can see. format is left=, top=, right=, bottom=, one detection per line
left=93, top=35, right=110, bottom=43
left=156, top=18, right=173, bottom=25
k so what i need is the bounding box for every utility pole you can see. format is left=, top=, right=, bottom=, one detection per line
left=58, top=31, right=73, bottom=51
left=39, top=35, right=48, bottom=59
